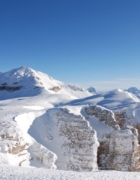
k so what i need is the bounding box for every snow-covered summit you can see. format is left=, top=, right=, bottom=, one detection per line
left=126, top=87, right=139, bottom=94
left=125, top=87, right=140, bottom=98
left=0, top=66, right=92, bottom=100
left=0, top=66, right=62, bottom=88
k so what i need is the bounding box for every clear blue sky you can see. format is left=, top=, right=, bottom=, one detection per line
left=0, top=0, right=140, bottom=91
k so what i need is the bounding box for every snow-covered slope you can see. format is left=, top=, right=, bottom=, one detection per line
left=97, top=89, right=140, bottom=110
left=60, top=89, right=140, bottom=110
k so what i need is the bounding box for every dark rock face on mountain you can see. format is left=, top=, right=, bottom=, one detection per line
left=0, top=85, right=22, bottom=92
left=99, top=127, right=140, bottom=171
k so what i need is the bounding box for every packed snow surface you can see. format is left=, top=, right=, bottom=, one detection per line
left=0, top=165, right=140, bottom=180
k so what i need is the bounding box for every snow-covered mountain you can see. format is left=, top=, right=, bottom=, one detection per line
left=125, top=87, right=140, bottom=98
left=0, top=66, right=92, bottom=100
left=87, top=86, right=97, bottom=94
left=0, top=67, right=140, bottom=173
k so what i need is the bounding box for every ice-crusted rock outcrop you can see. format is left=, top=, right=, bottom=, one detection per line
left=99, top=126, right=140, bottom=171
left=29, top=143, right=57, bottom=169
left=114, top=110, right=126, bottom=129
left=46, top=108, right=99, bottom=171
left=84, top=105, right=118, bottom=130
left=0, top=117, right=57, bottom=169
left=0, top=121, right=28, bottom=154
left=83, top=105, right=140, bottom=171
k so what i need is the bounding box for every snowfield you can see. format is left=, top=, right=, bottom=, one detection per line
left=0, top=165, right=140, bottom=180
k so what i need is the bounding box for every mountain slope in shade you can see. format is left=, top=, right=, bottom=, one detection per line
left=0, top=66, right=92, bottom=100
left=97, top=89, right=140, bottom=110
left=60, top=89, right=140, bottom=110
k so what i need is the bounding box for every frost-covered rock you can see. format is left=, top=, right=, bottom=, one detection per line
left=0, top=116, right=57, bottom=169
left=29, top=143, right=57, bottom=169
left=0, top=121, right=27, bottom=154
left=99, top=126, right=140, bottom=171
left=84, top=105, right=119, bottom=131
left=47, top=108, right=99, bottom=171
left=114, top=110, right=127, bottom=129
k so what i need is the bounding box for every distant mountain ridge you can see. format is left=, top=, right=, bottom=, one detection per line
left=125, top=87, right=140, bottom=98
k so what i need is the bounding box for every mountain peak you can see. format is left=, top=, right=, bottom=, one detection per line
left=126, top=87, right=139, bottom=94
left=0, top=67, right=92, bottom=100
left=87, top=86, right=97, bottom=94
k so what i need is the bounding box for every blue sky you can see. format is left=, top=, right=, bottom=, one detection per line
left=0, top=0, right=140, bottom=91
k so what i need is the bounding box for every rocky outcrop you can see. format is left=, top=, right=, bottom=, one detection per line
left=48, top=108, right=99, bottom=171
left=84, top=105, right=119, bottom=130
left=99, top=126, right=140, bottom=171
left=0, top=121, right=27, bottom=153
left=29, top=143, right=57, bottom=169
left=0, top=85, right=22, bottom=92
left=0, top=120, right=57, bottom=169
left=84, top=105, right=140, bottom=171
left=114, top=111, right=126, bottom=129
left=49, top=86, right=61, bottom=92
